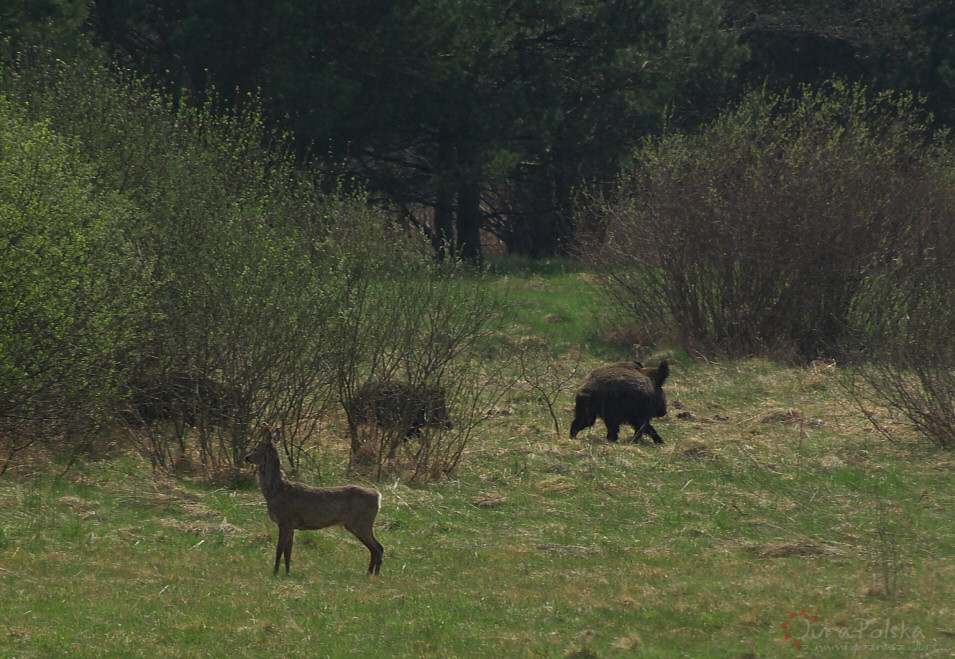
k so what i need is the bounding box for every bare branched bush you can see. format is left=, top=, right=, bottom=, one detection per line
left=578, top=81, right=949, bottom=363
left=332, top=251, right=514, bottom=481
left=515, top=337, right=584, bottom=440
left=846, top=210, right=955, bottom=449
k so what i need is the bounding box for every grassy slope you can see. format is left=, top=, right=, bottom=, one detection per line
left=1, top=264, right=953, bottom=658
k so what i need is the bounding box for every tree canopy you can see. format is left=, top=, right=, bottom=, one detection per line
left=82, top=0, right=744, bottom=259
left=3, top=0, right=954, bottom=258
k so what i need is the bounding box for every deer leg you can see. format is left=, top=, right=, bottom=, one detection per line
left=273, top=529, right=284, bottom=575
left=275, top=526, right=293, bottom=575
left=366, top=536, right=384, bottom=576
left=283, top=528, right=294, bottom=574
left=347, top=524, right=384, bottom=576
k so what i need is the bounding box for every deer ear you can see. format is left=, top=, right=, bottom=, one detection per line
left=270, top=426, right=281, bottom=444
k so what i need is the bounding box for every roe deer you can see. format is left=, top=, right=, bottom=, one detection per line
left=245, top=425, right=384, bottom=575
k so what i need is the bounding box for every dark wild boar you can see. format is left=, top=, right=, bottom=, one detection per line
left=570, top=360, right=670, bottom=443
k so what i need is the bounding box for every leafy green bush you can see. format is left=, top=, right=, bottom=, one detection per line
left=0, top=96, right=147, bottom=470
left=579, top=81, right=952, bottom=363
left=3, top=56, right=343, bottom=473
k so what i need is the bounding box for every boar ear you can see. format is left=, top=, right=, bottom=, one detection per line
left=654, top=360, right=670, bottom=388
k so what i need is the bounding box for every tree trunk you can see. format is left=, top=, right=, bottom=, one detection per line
left=432, top=128, right=456, bottom=259
left=456, top=176, right=482, bottom=263
left=455, top=139, right=483, bottom=263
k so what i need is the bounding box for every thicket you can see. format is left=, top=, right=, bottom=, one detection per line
left=579, top=82, right=949, bottom=360
left=578, top=80, right=955, bottom=447
left=848, top=214, right=955, bottom=449
left=0, top=54, right=510, bottom=479
left=0, top=94, right=147, bottom=472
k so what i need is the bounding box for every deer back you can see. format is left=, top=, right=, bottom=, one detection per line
left=266, top=483, right=381, bottom=532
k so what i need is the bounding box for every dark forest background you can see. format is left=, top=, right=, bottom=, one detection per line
left=5, top=0, right=954, bottom=260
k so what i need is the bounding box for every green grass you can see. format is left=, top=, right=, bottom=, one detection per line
left=1, top=269, right=954, bottom=658
left=487, top=257, right=629, bottom=358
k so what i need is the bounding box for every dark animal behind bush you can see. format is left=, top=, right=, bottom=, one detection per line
left=346, top=379, right=452, bottom=437
left=123, top=370, right=237, bottom=427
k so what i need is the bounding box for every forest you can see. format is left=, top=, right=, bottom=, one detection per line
left=5, top=1, right=955, bottom=261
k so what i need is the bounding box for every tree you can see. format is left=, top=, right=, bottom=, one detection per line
left=0, top=0, right=89, bottom=61
left=721, top=0, right=955, bottom=125
left=86, top=0, right=744, bottom=259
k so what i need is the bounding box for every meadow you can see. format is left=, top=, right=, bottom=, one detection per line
left=1, top=264, right=953, bottom=658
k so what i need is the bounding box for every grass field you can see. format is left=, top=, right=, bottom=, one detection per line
left=1, top=266, right=953, bottom=658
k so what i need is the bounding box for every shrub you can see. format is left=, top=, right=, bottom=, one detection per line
left=0, top=96, right=147, bottom=470
left=2, top=55, right=351, bottom=474
left=3, top=54, right=516, bottom=480
left=578, top=81, right=951, bottom=362
left=330, top=246, right=513, bottom=482
left=847, top=201, right=955, bottom=449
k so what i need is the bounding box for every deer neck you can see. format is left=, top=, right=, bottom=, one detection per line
left=256, top=450, right=287, bottom=500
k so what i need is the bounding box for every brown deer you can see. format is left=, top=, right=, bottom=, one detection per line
left=245, top=425, right=384, bottom=575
